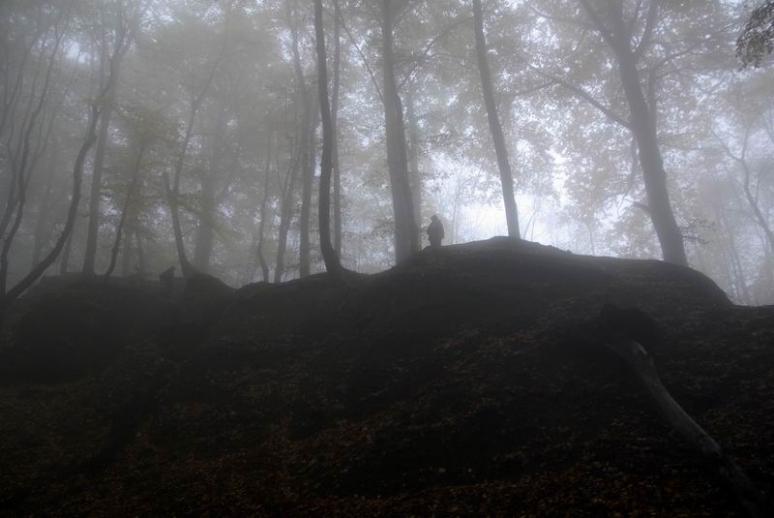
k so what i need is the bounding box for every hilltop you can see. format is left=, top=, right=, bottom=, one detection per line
left=1, top=238, right=772, bottom=516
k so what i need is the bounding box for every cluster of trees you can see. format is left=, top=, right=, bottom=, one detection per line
left=1, top=0, right=773, bottom=307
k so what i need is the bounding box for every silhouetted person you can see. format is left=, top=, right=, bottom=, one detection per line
left=427, top=215, right=445, bottom=248
left=159, top=266, right=175, bottom=293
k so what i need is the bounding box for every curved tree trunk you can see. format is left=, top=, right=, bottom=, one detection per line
left=473, top=0, right=520, bottom=239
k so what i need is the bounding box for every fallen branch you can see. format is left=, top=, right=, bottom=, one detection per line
left=597, top=306, right=769, bottom=518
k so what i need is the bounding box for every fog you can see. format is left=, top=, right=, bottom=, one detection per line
left=1, top=0, right=773, bottom=303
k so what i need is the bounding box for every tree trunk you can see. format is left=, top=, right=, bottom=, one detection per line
left=32, top=138, right=58, bottom=265
left=165, top=50, right=222, bottom=278
left=616, top=50, right=687, bottom=265
left=314, top=0, right=342, bottom=276
left=581, top=0, right=687, bottom=266
left=473, top=0, right=520, bottom=239
left=193, top=173, right=216, bottom=273
left=597, top=306, right=769, bottom=518
left=103, top=141, right=146, bottom=280
left=380, top=0, right=419, bottom=262
left=332, top=0, right=343, bottom=258
left=256, top=133, right=273, bottom=283
left=299, top=92, right=319, bottom=278
left=274, top=145, right=301, bottom=283
left=82, top=89, right=115, bottom=275
left=1, top=101, right=100, bottom=315
left=406, top=85, right=423, bottom=239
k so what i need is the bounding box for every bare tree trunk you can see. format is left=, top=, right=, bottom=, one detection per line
left=0, top=25, right=66, bottom=295
left=473, top=0, right=520, bottom=238
left=406, top=85, right=423, bottom=239
left=287, top=0, right=315, bottom=278
left=332, top=0, right=343, bottom=258
left=314, top=0, right=342, bottom=276
left=164, top=54, right=221, bottom=278
left=193, top=174, right=216, bottom=273
left=380, top=0, right=419, bottom=262
left=275, top=144, right=301, bottom=283
left=256, top=133, right=273, bottom=283
left=59, top=223, right=74, bottom=275
left=32, top=137, right=58, bottom=265
left=0, top=100, right=100, bottom=315
left=135, top=231, right=145, bottom=275
left=580, top=0, right=687, bottom=266
left=82, top=86, right=115, bottom=276
left=103, top=141, right=146, bottom=280
left=299, top=92, right=319, bottom=278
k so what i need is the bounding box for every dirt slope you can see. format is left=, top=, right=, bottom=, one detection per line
left=1, top=238, right=772, bottom=516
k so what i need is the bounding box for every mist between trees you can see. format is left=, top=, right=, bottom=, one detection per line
left=1, top=0, right=773, bottom=305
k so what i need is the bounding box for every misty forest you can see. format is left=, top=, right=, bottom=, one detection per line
left=1, top=0, right=774, bottom=515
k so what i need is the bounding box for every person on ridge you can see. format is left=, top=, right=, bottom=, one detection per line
left=427, top=215, right=445, bottom=249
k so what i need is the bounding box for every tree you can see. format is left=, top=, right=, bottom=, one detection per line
left=738, top=1, right=774, bottom=67
left=82, top=0, right=142, bottom=276
left=314, top=0, right=342, bottom=276
left=576, top=0, right=687, bottom=266
left=472, top=0, right=520, bottom=238
left=380, top=0, right=419, bottom=262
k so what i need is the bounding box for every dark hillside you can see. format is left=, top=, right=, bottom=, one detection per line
left=1, top=238, right=773, bottom=516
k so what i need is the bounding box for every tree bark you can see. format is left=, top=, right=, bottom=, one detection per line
left=380, top=0, right=419, bottom=262
left=473, top=0, right=520, bottom=239
left=314, top=0, right=342, bottom=276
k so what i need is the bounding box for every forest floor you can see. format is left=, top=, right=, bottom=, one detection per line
left=1, top=237, right=773, bottom=516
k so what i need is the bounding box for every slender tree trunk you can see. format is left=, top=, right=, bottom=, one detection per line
left=406, top=85, right=423, bottom=238
left=275, top=145, right=301, bottom=283
left=103, top=141, right=146, bottom=280
left=473, top=0, right=520, bottom=238
left=121, top=228, right=134, bottom=277
left=299, top=92, right=319, bottom=278
left=314, top=0, right=342, bottom=276
left=59, top=223, right=74, bottom=274
left=332, top=0, right=343, bottom=257
left=256, top=133, right=273, bottom=283
left=164, top=50, right=222, bottom=278
left=1, top=101, right=100, bottom=315
left=380, top=0, right=419, bottom=262
left=287, top=1, right=315, bottom=278
left=82, top=88, right=115, bottom=275
left=32, top=137, right=58, bottom=265
left=135, top=231, right=145, bottom=275
left=193, top=174, right=216, bottom=273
